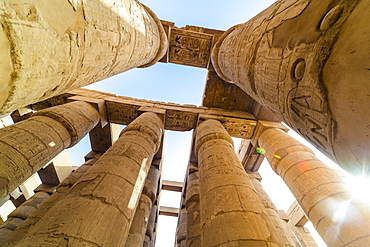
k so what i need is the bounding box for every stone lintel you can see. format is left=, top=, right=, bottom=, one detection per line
left=161, top=180, right=183, bottom=192
left=68, top=95, right=108, bottom=127
left=84, top=151, right=103, bottom=161
left=33, top=184, right=57, bottom=194
left=89, top=123, right=120, bottom=153
left=251, top=120, right=289, bottom=147
left=10, top=110, right=32, bottom=123
left=159, top=206, right=179, bottom=217
left=37, top=163, right=60, bottom=186
left=66, top=89, right=256, bottom=137
left=277, top=210, right=290, bottom=222
left=287, top=201, right=309, bottom=227
left=238, top=140, right=265, bottom=172
left=159, top=21, right=224, bottom=68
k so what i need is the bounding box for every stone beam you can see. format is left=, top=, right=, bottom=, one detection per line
left=159, top=206, right=179, bottom=217
left=159, top=21, right=224, bottom=68
left=161, top=180, right=183, bottom=192
left=31, top=88, right=257, bottom=139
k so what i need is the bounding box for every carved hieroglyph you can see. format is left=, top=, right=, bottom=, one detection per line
left=0, top=0, right=167, bottom=117
left=212, top=0, right=370, bottom=175
left=169, top=28, right=213, bottom=68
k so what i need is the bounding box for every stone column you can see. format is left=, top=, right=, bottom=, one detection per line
left=2, top=158, right=97, bottom=245
left=0, top=191, right=50, bottom=244
left=195, top=119, right=283, bottom=247
left=12, top=112, right=163, bottom=246
left=176, top=208, right=187, bottom=247
left=126, top=165, right=161, bottom=247
left=211, top=0, right=370, bottom=175
left=248, top=172, right=299, bottom=247
left=0, top=101, right=100, bottom=200
left=185, top=171, right=201, bottom=247
left=258, top=127, right=370, bottom=246
left=0, top=0, right=167, bottom=117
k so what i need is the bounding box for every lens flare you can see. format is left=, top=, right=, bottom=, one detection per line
left=256, top=147, right=266, bottom=154
left=297, top=160, right=309, bottom=172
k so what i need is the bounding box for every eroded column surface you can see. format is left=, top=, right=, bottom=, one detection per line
left=248, top=172, right=299, bottom=247
left=126, top=165, right=161, bottom=247
left=195, top=119, right=283, bottom=247
left=0, top=0, right=167, bottom=117
left=258, top=128, right=370, bottom=246
left=185, top=171, right=201, bottom=247
left=0, top=101, right=99, bottom=201
left=211, top=0, right=370, bottom=175
left=12, top=112, right=163, bottom=246
left=1, top=159, right=97, bottom=246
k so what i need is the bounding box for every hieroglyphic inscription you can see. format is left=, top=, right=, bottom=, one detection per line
left=165, top=110, right=198, bottom=131
left=288, top=87, right=332, bottom=154
left=0, top=126, right=46, bottom=160
left=106, top=101, right=139, bottom=125
left=222, top=118, right=256, bottom=139
left=169, top=28, right=213, bottom=68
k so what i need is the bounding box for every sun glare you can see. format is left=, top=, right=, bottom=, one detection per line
left=346, top=175, right=370, bottom=203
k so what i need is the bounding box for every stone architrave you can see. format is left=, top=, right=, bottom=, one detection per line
left=0, top=101, right=100, bottom=201
left=258, top=128, right=370, bottom=246
left=12, top=112, right=163, bottom=246
left=195, top=119, right=284, bottom=246
left=0, top=0, right=167, bottom=117
left=211, top=0, right=370, bottom=175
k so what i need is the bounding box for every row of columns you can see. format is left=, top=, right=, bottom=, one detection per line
left=0, top=109, right=164, bottom=246
left=178, top=119, right=370, bottom=247
left=0, top=101, right=369, bottom=246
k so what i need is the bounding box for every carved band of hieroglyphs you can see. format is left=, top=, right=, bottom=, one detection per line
left=165, top=110, right=198, bottom=131
left=169, top=28, right=213, bottom=68
left=222, top=118, right=256, bottom=139
left=106, top=101, right=140, bottom=125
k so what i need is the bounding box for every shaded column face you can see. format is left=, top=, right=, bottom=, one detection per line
left=185, top=171, right=201, bottom=247
left=211, top=0, right=370, bottom=175
left=126, top=165, right=161, bottom=247
left=259, top=128, right=370, bottom=246
left=0, top=101, right=100, bottom=201
left=195, top=119, right=281, bottom=247
left=0, top=0, right=167, bottom=117
left=13, top=112, right=163, bottom=246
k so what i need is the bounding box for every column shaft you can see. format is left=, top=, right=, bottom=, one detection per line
left=13, top=112, right=163, bottom=246
left=258, top=128, right=370, bottom=246
left=248, top=172, right=299, bottom=247
left=126, top=165, right=161, bottom=246
left=185, top=171, right=201, bottom=247
left=0, top=0, right=167, bottom=116
left=211, top=0, right=369, bottom=175
left=0, top=101, right=100, bottom=200
left=195, top=119, right=283, bottom=247
left=1, top=159, right=97, bottom=245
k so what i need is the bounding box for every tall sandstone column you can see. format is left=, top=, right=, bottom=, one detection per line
left=185, top=171, right=201, bottom=247
left=0, top=101, right=100, bottom=201
left=258, top=127, right=370, bottom=246
left=211, top=0, right=370, bottom=175
left=125, top=165, right=161, bottom=247
left=0, top=0, right=167, bottom=117
left=12, top=112, right=163, bottom=246
left=195, top=119, right=284, bottom=247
